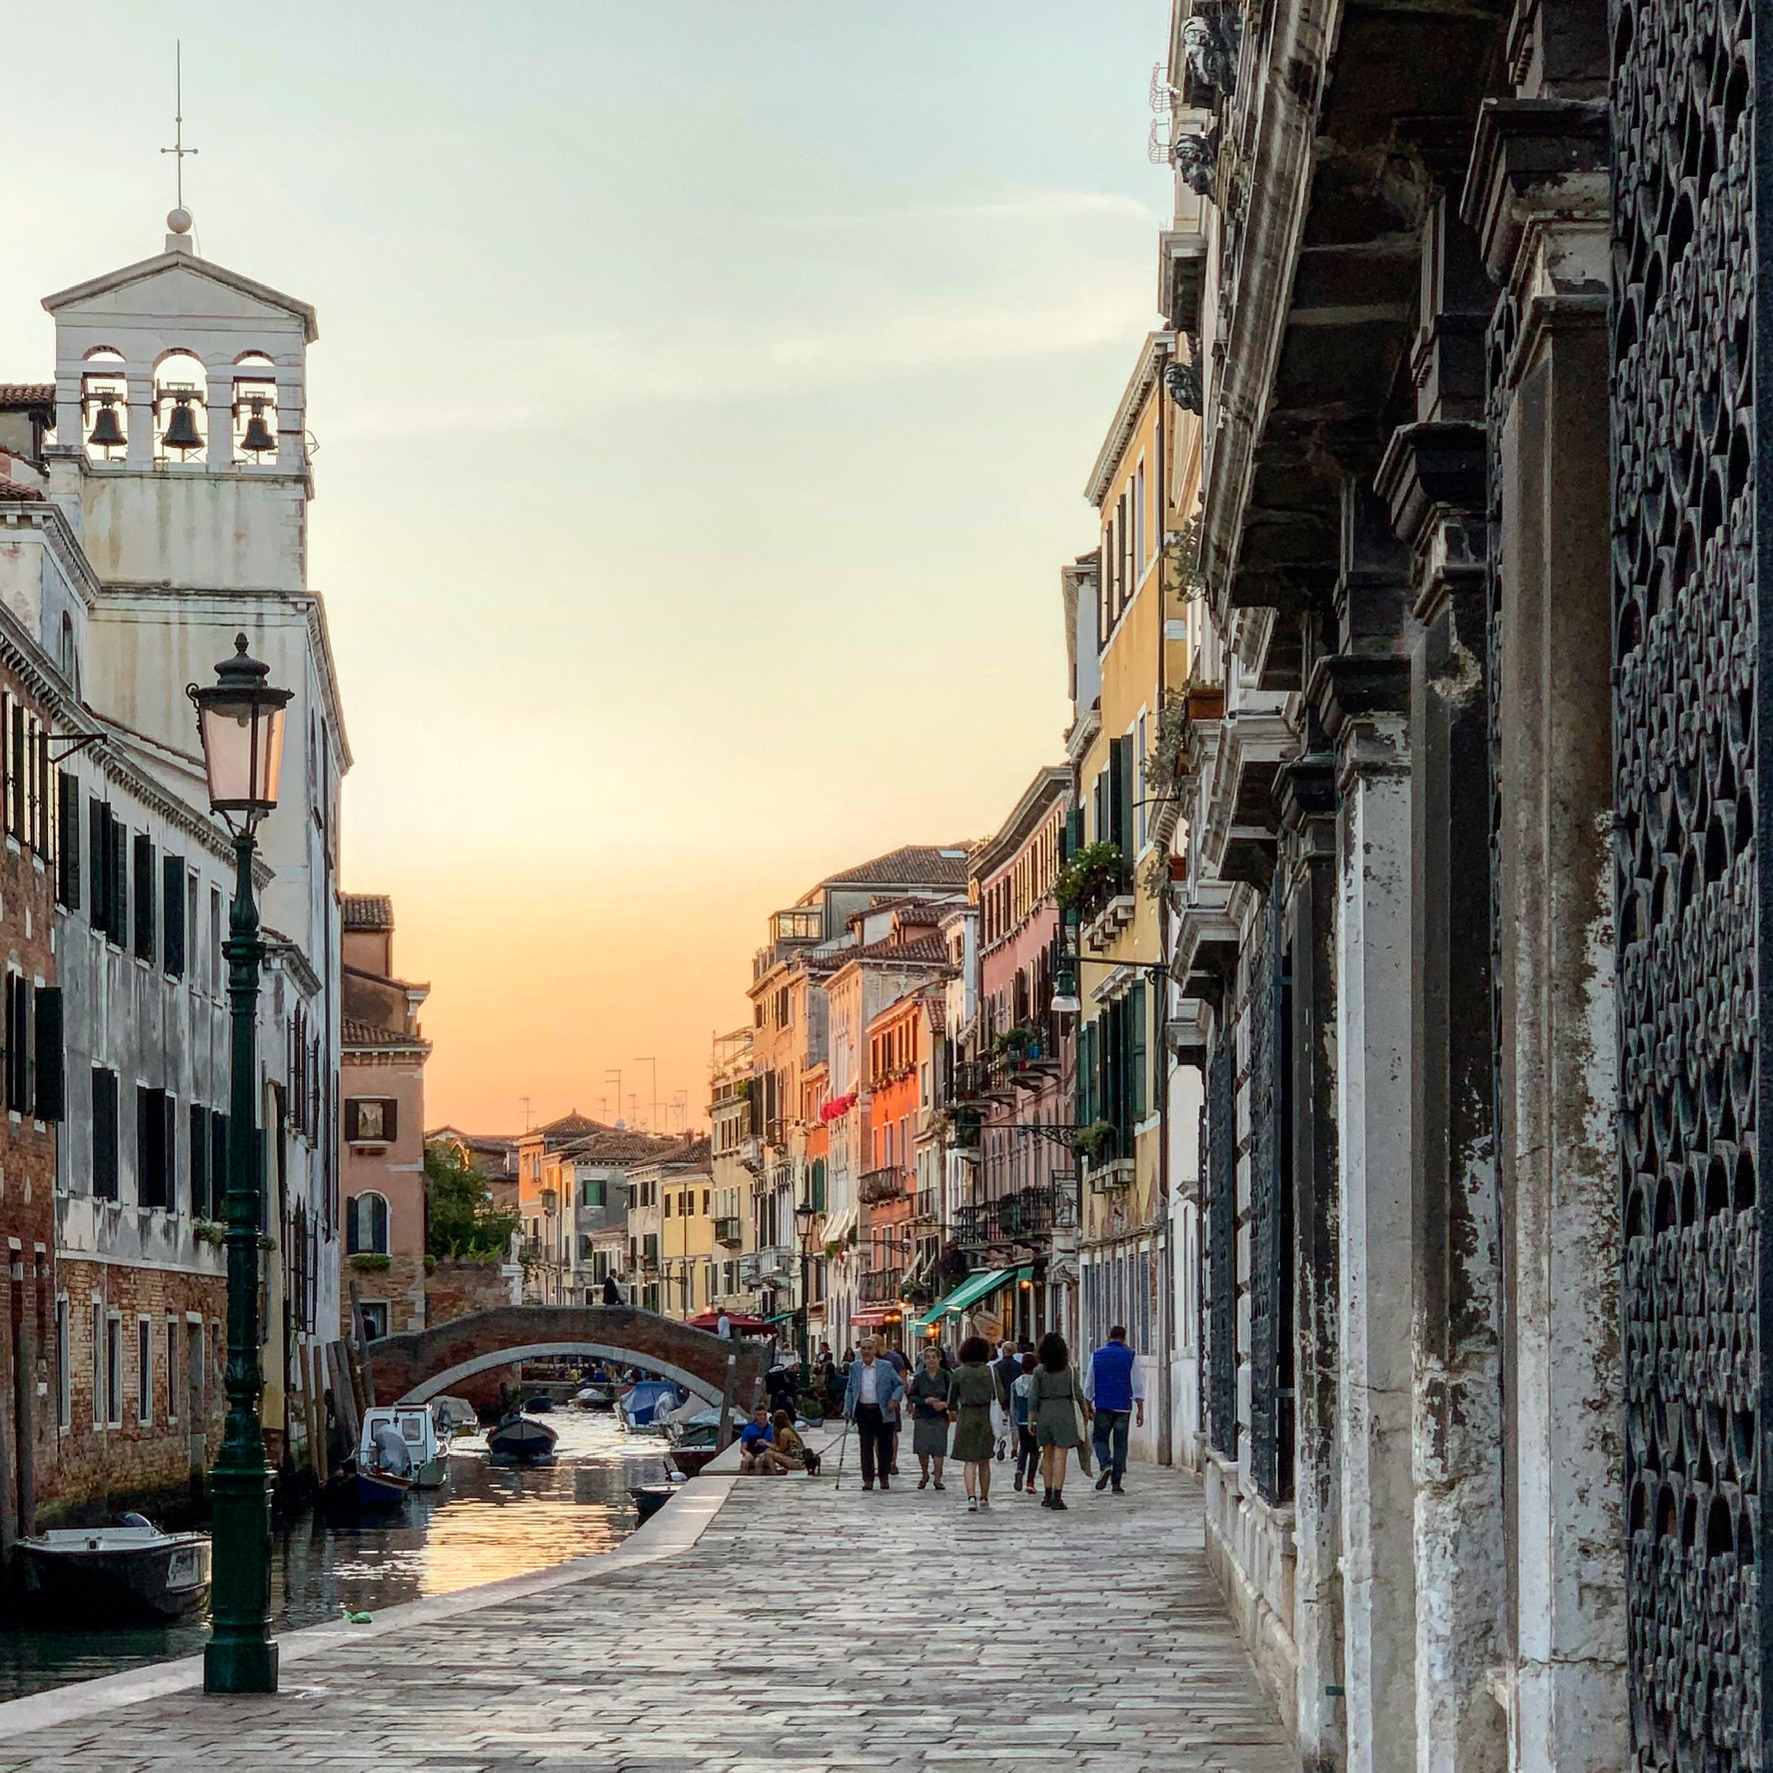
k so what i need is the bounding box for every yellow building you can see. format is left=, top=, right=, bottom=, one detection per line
left=629, top=1139, right=714, bottom=1320
left=1069, top=332, right=1197, bottom=1375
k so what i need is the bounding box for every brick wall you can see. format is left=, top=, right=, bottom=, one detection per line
left=45, top=1257, right=226, bottom=1525
left=425, top=1258, right=516, bottom=1326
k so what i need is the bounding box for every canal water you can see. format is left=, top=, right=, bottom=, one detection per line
left=0, top=1409, right=673, bottom=1701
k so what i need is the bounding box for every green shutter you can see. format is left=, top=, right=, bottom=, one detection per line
left=1129, top=984, right=1147, bottom=1121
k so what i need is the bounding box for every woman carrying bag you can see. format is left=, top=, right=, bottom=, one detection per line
left=1029, top=1331, right=1091, bottom=1509
left=908, top=1343, right=953, bottom=1490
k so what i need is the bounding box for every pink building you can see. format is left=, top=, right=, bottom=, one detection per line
left=338, top=895, right=431, bottom=1339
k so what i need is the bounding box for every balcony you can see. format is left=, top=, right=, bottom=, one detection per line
left=714, top=1215, right=743, bottom=1246
left=858, top=1166, right=908, bottom=1205
left=858, top=1265, right=906, bottom=1305
left=912, top=1188, right=940, bottom=1222
left=952, top=1182, right=1081, bottom=1249
left=739, top=1135, right=765, bottom=1176
left=755, top=1244, right=795, bottom=1280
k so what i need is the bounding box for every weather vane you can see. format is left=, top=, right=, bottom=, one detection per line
left=161, top=41, right=198, bottom=226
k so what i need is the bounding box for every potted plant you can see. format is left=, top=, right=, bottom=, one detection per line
left=349, top=1252, right=392, bottom=1273
left=1069, top=1120, right=1118, bottom=1160
left=1054, top=841, right=1126, bottom=913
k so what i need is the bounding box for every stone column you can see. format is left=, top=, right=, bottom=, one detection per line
left=1465, top=88, right=1625, bottom=1769
left=1277, top=753, right=1343, bottom=1773
left=1318, top=654, right=1415, bottom=1773
left=1381, top=420, right=1506, bottom=1773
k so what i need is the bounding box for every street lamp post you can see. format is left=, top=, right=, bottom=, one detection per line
left=793, top=1199, right=816, bottom=1363
left=188, top=635, right=292, bottom=1697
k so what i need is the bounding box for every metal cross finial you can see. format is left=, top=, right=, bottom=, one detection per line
left=161, top=41, right=199, bottom=209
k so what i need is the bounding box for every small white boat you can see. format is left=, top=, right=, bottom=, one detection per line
left=15, top=1514, right=211, bottom=1622
left=361, top=1403, right=449, bottom=1488
left=570, top=1381, right=617, bottom=1410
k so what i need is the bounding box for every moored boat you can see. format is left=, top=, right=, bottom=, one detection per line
left=14, top=1514, right=211, bottom=1622
left=360, top=1403, right=449, bottom=1488
left=570, top=1382, right=616, bottom=1410
left=319, top=1465, right=413, bottom=1515
left=487, top=1415, right=559, bottom=1466
left=628, top=1483, right=675, bottom=1520
left=618, top=1379, right=679, bottom=1435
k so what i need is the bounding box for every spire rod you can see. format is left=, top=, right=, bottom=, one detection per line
left=161, top=40, right=198, bottom=221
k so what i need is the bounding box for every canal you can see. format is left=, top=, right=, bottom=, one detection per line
left=0, top=1409, right=672, bottom=1700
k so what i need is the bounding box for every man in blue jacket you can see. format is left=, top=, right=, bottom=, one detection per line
left=1084, top=1325, right=1146, bottom=1494
left=841, top=1338, right=906, bottom=1491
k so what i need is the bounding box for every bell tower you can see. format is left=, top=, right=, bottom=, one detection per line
left=40, top=208, right=317, bottom=595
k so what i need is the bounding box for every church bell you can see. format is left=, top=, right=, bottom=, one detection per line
left=86, top=397, right=125, bottom=450
left=161, top=392, right=203, bottom=453
left=238, top=396, right=276, bottom=456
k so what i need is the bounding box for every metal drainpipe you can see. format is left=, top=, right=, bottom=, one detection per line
left=1154, top=340, right=1174, bottom=1467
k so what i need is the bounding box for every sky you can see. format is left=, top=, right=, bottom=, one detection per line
left=0, top=2, right=1173, bottom=1135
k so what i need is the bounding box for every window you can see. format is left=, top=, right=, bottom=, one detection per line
left=108, top=814, right=128, bottom=945
left=136, top=1086, right=175, bottom=1210
left=358, top=1302, right=389, bottom=1340
left=166, top=1316, right=178, bottom=1424
left=580, top=1177, right=605, bottom=1208
left=91, top=1301, right=103, bottom=1425
left=55, top=1297, right=69, bottom=1430
left=136, top=1317, right=152, bottom=1425
left=91, top=1067, right=119, bottom=1199
left=105, top=1314, right=121, bottom=1426
left=162, top=855, right=186, bottom=977
left=132, top=832, right=156, bottom=961
left=663, top=1195, right=673, bottom=1219
left=34, top=986, right=63, bottom=1122
left=189, top=1103, right=209, bottom=1219
left=345, top=1097, right=397, bottom=1144
left=208, top=888, right=222, bottom=993
left=347, top=1191, right=389, bottom=1255
left=56, top=773, right=79, bottom=908
left=209, top=1110, right=229, bottom=1214
left=4, top=975, right=28, bottom=1113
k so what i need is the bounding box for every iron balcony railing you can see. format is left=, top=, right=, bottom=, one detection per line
left=952, top=1183, right=1081, bottom=1249
left=858, top=1265, right=906, bottom=1304
left=858, top=1165, right=909, bottom=1205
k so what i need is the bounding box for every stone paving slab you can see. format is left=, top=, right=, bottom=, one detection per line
left=0, top=1454, right=1288, bottom=1773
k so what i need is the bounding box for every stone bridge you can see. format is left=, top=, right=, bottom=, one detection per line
left=364, top=1306, right=770, bottom=1410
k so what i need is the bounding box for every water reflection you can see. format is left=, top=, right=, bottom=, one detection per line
left=0, top=1410, right=672, bottom=1700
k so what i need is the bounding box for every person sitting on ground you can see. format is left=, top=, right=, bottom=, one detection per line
left=770, top=1408, right=821, bottom=1475
left=739, top=1403, right=792, bottom=1475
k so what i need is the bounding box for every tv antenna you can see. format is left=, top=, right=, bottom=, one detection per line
left=161, top=42, right=200, bottom=217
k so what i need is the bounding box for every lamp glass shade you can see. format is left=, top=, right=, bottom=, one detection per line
left=189, top=635, right=293, bottom=815
left=1050, top=990, right=1082, bottom=1015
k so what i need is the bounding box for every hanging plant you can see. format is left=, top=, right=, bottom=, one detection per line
left=1054, top=842, right=1125, bottom=912
left=1068, top=1120, right=1118, bottom=1159
left=192, top=1218, right=226, bottom=1248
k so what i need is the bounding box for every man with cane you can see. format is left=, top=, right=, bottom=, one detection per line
left=840, top=1337, right=904, bottom=1492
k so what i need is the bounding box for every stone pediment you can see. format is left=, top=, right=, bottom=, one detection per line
left=43, top=251, right=317, bottom=343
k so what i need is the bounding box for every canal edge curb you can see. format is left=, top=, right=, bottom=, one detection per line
left=0, top=1470, right=740, bottom=1736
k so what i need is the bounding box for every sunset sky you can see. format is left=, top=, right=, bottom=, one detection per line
left=0, top=2, right=1171, bottom=1134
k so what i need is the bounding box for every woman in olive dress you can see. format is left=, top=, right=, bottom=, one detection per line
left=949, top=1335, right=999, bottom=1511
left=908, top=1343, right=953, bottom=1489
left=1030, top=1331, right=1088, bottom=1509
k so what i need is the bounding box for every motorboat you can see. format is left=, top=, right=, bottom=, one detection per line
left=487, top=1414, right=559, bottom=1466
left=628, top=1482, right=676, bottom=1520
left=360, top=1403, right=449, bottom=1488
left=668, top=1407, right=726, bottom=1477
left=319, top=1465, right=413, bottom=1515
left=618, top=1379, right=680, bottom=1435
left=522, top=1394, right=556, bottom=1414
left=431, top=1396, right=479, bottom=1440
left=569, top=1379, right=617, bottom=1410
left=14, top=1513, right=210, bottom=1622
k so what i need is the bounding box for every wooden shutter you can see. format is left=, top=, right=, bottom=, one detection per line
left=133, top=834, right=156, bottom=961
left=87, top=800, right=106, bottom=933
left=189, top=1102, right=208, bottom=1219
left=92, top=1069, right=118, bottom=1200
left=57, top=774, right=79, bottom=908
left=32, top=987, right=62, bottom=1122
left=11, top=698, right=25, bottom=839
left=380, top=1097, right=399, bottom=1143
left=1108, top=737, right=1128, bottom=853
left=161, top=855, right=185, bottom=977
left=1129, top=982, right=1147, bottom=1122
left=210, top=1111, right=228, bottom=1213
left=344, top=1098, right=362, bottom=1142
left=108, top=816, right=127, bottom=947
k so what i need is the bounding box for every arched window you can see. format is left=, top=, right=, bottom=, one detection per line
left=347, top=1191, right=389, bottom=1255
left=81, top=348, right=127, bottom=462
left=231, top=353, right=278, bottom=461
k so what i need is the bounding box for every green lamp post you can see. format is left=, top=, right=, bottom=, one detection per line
left=188, top=634, right=292, bottom=1696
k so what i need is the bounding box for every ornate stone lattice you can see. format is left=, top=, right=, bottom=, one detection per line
left=1612, top=0, right=1762, bottom=1753
left=1248, top=889, right=1290, bottom=1501
left=1206, top=1033, right=1238, bottom=1457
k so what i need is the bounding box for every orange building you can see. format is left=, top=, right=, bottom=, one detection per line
left=858, top=989, right=937, bottom=1352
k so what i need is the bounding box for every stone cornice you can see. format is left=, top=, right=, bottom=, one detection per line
left=1459, top=97, right=1609, bottom=289
left=0, top=496, right=100, bottom=608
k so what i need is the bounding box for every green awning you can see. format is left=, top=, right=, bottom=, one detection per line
left=908, top=1265, right=1028, bottom=1337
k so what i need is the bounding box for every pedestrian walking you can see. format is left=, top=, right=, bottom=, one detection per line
left=879, top=1343, right=909, bottom=1473
left=1030, top=1331, right=1089, bottom=1509
left=601, top=1273, right=623, bottom=1306
left=841, top=1338, right=905, bottom=1492
left=907, top=1343, right=953, bottom=1490
left=1011, top=1351, right=1040, bottom=1494
left=991, top=1338, right=1028, bottom=1460
left=949, top=1335, right=999, bottom=1511
left=1085, top=1324, right=1146, bottom=1494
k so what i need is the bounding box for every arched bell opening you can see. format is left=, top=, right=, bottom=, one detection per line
left=80, top=347, right=127, bottom=462
left=231, top=352, right=279, bottom=462
left=153, top=350, right=208, bottom=464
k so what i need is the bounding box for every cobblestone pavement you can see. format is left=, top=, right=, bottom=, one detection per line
left=1, top=1451, right=1289, bottom=1773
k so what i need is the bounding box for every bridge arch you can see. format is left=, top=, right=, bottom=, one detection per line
left=363, top=1305, right=770, bottom=1410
